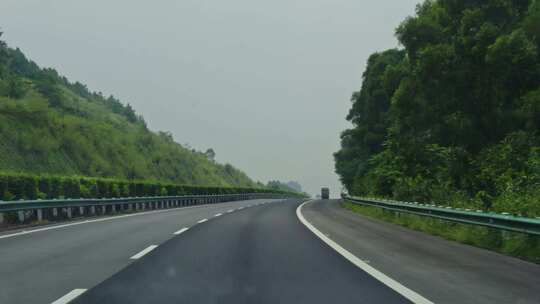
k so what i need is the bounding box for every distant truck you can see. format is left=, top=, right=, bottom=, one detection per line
left=321, top=187, right=330, bottom=199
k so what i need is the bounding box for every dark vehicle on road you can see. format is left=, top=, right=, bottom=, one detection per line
left=321, top=187, right=329, bottom=199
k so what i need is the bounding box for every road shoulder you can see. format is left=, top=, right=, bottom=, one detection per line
left=300, top=199, right=540, bottom=304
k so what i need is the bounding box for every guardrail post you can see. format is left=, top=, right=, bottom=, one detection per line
left=0, top=212, right=3, bottom=224
left=79, top=206, right=84, bottom=216
left=18, top=211, right=24, bottom=223
left=53, top=208, right=58, bottom=217
left=37, top=209, right=43, bottom=221
left=90, top=206, right=96, bottom=215
left=111, top=204, right=116, bottom=213
left=66, top=208, right=72, bottom=219
left=101, top=205, right=106, bottom=215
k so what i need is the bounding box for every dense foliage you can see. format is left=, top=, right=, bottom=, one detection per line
left=0, top=172, right=298, bottom=201
left=335, top=0, right=540, bottom=216
left=0, top=32, right=257, bottom=188
left=266, top=180, right=306, bottom=195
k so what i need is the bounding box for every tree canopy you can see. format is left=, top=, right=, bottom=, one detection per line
left=335, top=0, right=540, bottom=216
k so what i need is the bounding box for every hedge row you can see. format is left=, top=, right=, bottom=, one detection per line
left=0, top=173, right=298, bottom=201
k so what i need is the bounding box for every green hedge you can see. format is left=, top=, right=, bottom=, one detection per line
left=0, top=172, right=299, bottom=201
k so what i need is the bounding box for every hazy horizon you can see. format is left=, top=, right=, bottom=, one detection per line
left=1, top=0, right=419, bottom=196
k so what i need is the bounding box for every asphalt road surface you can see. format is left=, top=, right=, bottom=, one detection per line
left=302, top=199, right=540, bottom=304
left=2, top=198, right=537, bottom=304
left=73, top=199, right=409, bottom=304
left=0, top=199, right=281, bottom=304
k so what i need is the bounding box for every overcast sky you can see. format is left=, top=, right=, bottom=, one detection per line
left=1, top=0, right=419, bottom=196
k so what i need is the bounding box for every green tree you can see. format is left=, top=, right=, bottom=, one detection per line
left=335, top=0, right=540, bottom=216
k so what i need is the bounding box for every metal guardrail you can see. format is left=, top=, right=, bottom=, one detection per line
left=0, top=193, right=287, bottom=224
left=343, top=195, right=540, bottom=236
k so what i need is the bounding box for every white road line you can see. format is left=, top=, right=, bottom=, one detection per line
left=173, top=227, right=189, bottom=235
left=214, top=213, right=222, bottom=217
left=51, top=289, right=87, bottom=304
left=130, top=245, right=158, bottom=260
left=238, top=207, right=244, bottom=210
left=0, top=203, right=222, bottom=240
left=197, top=218, right=208, bottom=224
left=227, top=209, right=234, bottom=213
left=296, top=201, right=433, bottom=304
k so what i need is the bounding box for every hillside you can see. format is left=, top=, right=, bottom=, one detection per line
left=335, top=1, right=540, bottom=216
left=0, top=32, right=257, bottom=188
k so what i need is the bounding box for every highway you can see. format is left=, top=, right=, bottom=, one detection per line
left=1, top=198, right=538, bottom=303
left=0, top=199, right=279, bottom=304
left=302, top=200, right=540, bottom=304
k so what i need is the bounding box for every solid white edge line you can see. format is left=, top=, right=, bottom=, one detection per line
left=173, top=227, right=189, bottom=235
left=296, top=200, right=433, bottom=304
left=214, top=213, right=222, bottom=217
left=51, top=288, right=87, bottom=304
left=197, top=218, right=208, bottom=224
left=227, top=209, right=234, bottom=213
left=130, top=245, right=158, bottom=260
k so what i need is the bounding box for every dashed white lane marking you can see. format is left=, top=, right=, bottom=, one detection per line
left=214, top=213, right=222, bottom=217
left=198, top=218, right=208, bottom=224
left=296, top=201, right=433, bottom=304
left=173, top=227, right=189, bottom=235
left=51, top=289, right=87, bottom=304
left=238, top=207, right=245, bottom=210
left=130, top=245, right=158, bottom=260
left=227, top=209, right=234, bottom=213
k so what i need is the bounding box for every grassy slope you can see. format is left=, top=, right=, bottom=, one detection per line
left=0, top=45, right=256, bottom=188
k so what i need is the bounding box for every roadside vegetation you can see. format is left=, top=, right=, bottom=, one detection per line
left=343, top=201, right=540, bottom=264
left=0, top=172, right=302, bottom=201
left=266, top=180, right=309, bottom=197
left=0, top=32, right=261, bottom=189
left=335, top=1, right=540, bottom=217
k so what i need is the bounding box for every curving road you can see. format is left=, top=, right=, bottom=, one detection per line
left=72, top=199, right=409, bottom=304
left=302, top=199, right=540, bottom=304
left=0, top=199, right=281, bottom=304
left=1, top=198, right=538, bottom=303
